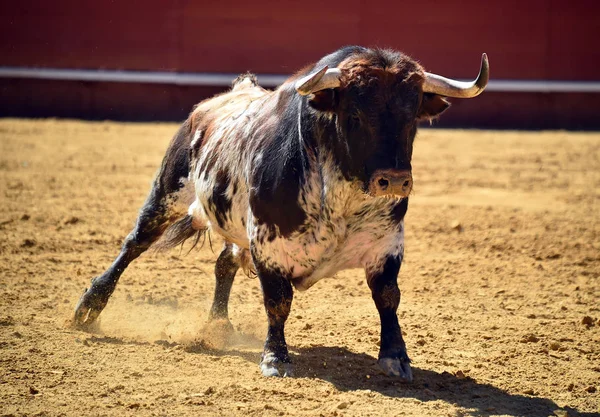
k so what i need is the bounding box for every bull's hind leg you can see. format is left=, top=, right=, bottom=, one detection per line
left=73, top=122, right=194, bottom=328
left=208, top=243, right=240, bottom=324
left=73, top=183, right=189, bottom=327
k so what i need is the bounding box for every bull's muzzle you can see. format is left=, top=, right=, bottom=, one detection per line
left=368, top=169, right=413, bottom=198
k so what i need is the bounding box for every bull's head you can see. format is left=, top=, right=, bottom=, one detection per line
left=295, top=49, right=489, bottom=198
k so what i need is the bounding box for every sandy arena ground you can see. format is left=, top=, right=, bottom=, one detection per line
left=0, top=119, right=598, bottom=417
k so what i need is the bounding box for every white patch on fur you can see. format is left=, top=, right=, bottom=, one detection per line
left=190, top=129, right=203, bottom=151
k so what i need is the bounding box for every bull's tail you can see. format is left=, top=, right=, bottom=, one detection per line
left=153, top=214, right=208, bottom=253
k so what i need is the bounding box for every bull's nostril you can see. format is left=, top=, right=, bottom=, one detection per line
left=403, top=180, right=410, bottom=188
left=378, top=178, right=389, bottom=190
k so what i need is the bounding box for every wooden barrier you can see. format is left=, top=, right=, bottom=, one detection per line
left=1, top=0, right=598, bottom=128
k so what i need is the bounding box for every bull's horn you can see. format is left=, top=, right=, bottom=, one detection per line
left=295, top=66, right=342, bottom=96
left=423, top=53, right=489, bottom=98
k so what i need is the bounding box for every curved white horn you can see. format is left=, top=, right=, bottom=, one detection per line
left=295, top=66, right=342, bottom=96
left=423, top=53, right=489, bottom=98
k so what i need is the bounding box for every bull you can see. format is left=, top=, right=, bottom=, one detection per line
left=73, top=46, right=489, bottom=380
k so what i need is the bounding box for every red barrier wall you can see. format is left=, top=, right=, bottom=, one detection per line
left=1, top=1, right=599, bottom=128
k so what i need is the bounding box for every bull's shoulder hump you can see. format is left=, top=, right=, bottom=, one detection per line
left=193, top=86, right=270, bottom=115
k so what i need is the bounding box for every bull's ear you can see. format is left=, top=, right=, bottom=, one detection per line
left=308, top=89, right=339, bottom=112
left=418, top=93, right=450, bottom=121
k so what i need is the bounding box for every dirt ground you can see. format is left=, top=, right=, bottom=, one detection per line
left=0, top=119, right=598, bottom=417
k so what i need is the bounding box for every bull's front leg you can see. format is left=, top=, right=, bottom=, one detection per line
left=251, top=249, right=294, bottom=377
left=367, top=254, right=413, bottom=382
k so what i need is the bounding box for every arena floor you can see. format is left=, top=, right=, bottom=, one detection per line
left=1, top=119, right=598, bottom=416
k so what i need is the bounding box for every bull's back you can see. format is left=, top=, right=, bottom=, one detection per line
left=188, top=79, right=274, bottom=247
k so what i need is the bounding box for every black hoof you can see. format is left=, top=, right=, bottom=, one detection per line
left=72, top=286, right=109, bottom=329
left=260, top=353, right=293, bottom=377
left=378, top=354, right=413, bottom=382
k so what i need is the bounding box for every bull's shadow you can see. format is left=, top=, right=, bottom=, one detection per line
left=289, top=345, right=596, bottom=417
left=88, top=331, right=595, bottom=417
left=187, top=341, right=594, bottom=417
